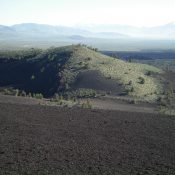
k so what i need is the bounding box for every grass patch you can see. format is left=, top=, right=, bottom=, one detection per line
left=63, top=45, right=163, bottom=102
left=81, top=100, right=92, bottom=109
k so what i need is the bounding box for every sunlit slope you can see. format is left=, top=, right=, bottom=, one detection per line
left=62, top=45, right=163, bottom=102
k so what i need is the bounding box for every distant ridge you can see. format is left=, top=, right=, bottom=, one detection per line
left=0, top=23, right=175, bottom=51
left=1, top=22, right=175, bottom=39
left=0, top=23, right=128, bottom=39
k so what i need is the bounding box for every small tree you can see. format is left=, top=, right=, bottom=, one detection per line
left=28, top=92, right=32, bottom=98
left=82, top=100, right=92, bottom=109
left=21, top=90, right=26, bottom=97
left=30, top=75, right=35, bottom=80
left=138, top=77, right=145, bottom=84
left=145, top=71, right=151, bottom=76
left=128, top=81, right=132, bottom=85
left=33, top=93, right=43, bottom=99
left=94, top=48, right=98, bottom=52
left=65, top=83, right=69, bottom=90
left=15, top=89, right=19, bottom=96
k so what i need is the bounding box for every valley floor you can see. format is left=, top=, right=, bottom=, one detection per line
left=0, top=96, right=175, bottom=175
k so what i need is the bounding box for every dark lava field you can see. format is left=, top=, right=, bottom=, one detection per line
left=0, top=101, right=175, bottom=175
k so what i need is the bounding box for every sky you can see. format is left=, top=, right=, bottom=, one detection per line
left=0, top=0, right=175, bottom=27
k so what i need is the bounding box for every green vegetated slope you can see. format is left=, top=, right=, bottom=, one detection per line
left=0, top=45, right=163, bottom=102
left=62, top=45, right=163, bottom=102
left=0, top=47, right=72, bottom=96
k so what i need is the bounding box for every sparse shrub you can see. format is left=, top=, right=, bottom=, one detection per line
left=145, top=71, right=151, bottom=76
left=1, top=88, right=20, bottom=96
left=78, top=61, right=83, bottom=66
left=15, top=89, right=19, bottom=96
left=65, top=83, right=69, bottom=90
left=76, top=89, right=96, bottom=98
left=73, top=97, right=77, bottom=102
left=130, top=99, right=138, bottom=104
left=94, top=48, right=98, bottom=52
left=33, top=93, right=43, bottom=99
left=86, top=57, right=92, bottom=61
left=84, top=63, right=89, bottom=69
left=21, top=90, right=26, bottom=97
left=107, top=91, right=112, bottom=95
left=127, top=58, right=132, bottom=63
left=64, top=89, right=97, bottom=98
left=30, top=75, right=35, bottom=80
left=28, top=92, right=32, bottom=98
left=157, top=96, right=162, bottom=103
left=40, top=67, right=45, bottom=73
left=128, top=81, right=132, bottom=85
left=125, top=86, right=134, bottom=95
left=52, top=93, right=64, bottom=103
left=48, top=54, right=55, bottom=61
left=130, top=86, right=134, bottom=92
left=138, top=77, right=145, bottom=84
left=81, top=100, right=92, bottom=109
left=3, top=88, right=11, bottom=95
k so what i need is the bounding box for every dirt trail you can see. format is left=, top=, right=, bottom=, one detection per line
left=0, top=94, right=157, bottom=114
left=81, top=97, right=156, bottom=114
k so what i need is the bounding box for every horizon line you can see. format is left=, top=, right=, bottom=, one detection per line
left=1, top=22, right=175, bottom=28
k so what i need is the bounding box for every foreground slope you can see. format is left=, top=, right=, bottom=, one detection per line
left=0, top=100, right=174, bottom=175
left=0, top=45, right=163, bottom=102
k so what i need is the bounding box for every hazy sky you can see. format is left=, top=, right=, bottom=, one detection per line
left=0, top=0, right=175, bottom=27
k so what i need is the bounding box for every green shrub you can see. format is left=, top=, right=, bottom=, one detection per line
left=128, top=81, right=132, bottom=85
left=28, top=92, right=32, bottom=97
left=33, top=93, right=43, bottom=99
left=84, top=63, right=89, bottom=69
left=81, top=100, right=92, bottom=109
left=145, top=71, right=151, bottom=76
left=30, top=75, right=35, bottom=80
left=86, top=57, right=92, bottom=61
left=40, top=67, right=45, bottom=73
left=21, top=90, right=26, bottom=97
left=138, top=77, right=145, bottom=84
left=65, top=83, right=69, bottom=90
left=125, top=86, right=134, bottom=95
left=15, top=89, right=19, bottom=96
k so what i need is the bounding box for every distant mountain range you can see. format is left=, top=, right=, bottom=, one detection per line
left=76, top=23, right=175, bottom=39
left=0, top=23, right=128, bottom=39
left=2, top=22, right=175, bottom=40
left=1, top=23, right=175, bottom=51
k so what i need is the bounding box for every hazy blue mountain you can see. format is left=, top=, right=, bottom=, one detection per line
left=0, top=25, right=17, bottom=36
left=1, top=22, right=175, bottom=39
left=11, top=23, right=91, bottom=37
left=93, top=32, right=128, bottom=39
left=0, top=23, right=175, bottom=51
left=0, top=23, right=129, bottom=39
left=77, top=23, right=175, bottom=39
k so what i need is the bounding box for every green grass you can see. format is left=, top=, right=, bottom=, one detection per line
left=63, top=45, right=163, bottom=102
left=158, top=106, right=175, bottom=116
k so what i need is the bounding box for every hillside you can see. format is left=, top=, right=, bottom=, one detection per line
left=0, top=45, right=164, bottom=103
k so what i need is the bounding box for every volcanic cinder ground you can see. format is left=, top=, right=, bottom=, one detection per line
left=0, top=96, right=175, bottom=175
